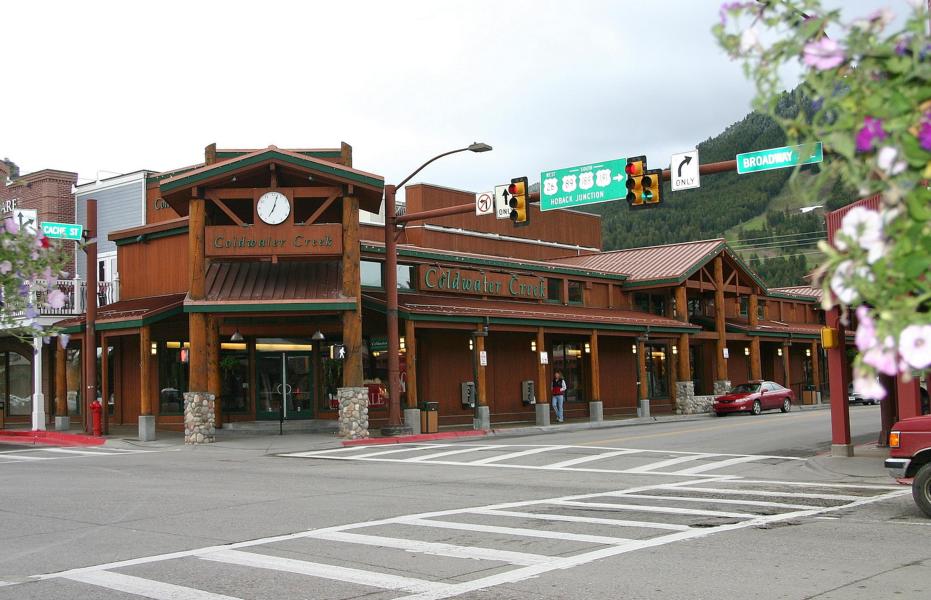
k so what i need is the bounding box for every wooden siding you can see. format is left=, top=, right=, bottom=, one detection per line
left=598, top=336, right=639, bottom=416
left=118, top=232, right=189, bottom=300
left=146, top=184, right=182, bottom=224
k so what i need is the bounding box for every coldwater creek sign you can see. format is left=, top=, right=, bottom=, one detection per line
left=205, top=224, right=343, bottom=257
left=420, top=267, right=546, bottom=299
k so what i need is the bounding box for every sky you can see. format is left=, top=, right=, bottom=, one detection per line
left=0, top=0, right=911, bottom=202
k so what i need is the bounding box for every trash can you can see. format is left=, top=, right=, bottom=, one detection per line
left=802, top=385, right=816, bottom=405
left=420, top=401, right=439, bottom=434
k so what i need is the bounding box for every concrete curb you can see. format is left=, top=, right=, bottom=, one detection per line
left=0, top=430, right=106, bottom=447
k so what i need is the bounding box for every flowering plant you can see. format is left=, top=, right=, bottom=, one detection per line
left=0, top=217, right=70, bottom=340
left=715, top=1, right=931, bottom=399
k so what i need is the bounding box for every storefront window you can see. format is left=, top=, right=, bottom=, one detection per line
left=219, top=350, right=249, bottom=413
left=547, top=278, right=563, bottom=303
left=66, top=347, right=82, bottom=415
left=397, top=264, right=415, bottom=290
left=158, top=341, right=189, bottom=414
left=634, top=293, right=650, bottom=313
left=645, top=344, right=669, bottom=399
left=551, top=342, right=584, bottom=403
left=568, top=280, right=583, bottom=304
left=97, top=345, right=116, bottom=416
left=361, top=260, right=382, bottom=288
left=322, top=343, right=344, bottom=411
left=1, top=351, right=32, bottom=416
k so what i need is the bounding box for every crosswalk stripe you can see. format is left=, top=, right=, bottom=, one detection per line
left=0, top=454, right=49, bottom=461
left=470, top=508, right=692, bottom=531
left=350, top=445, right=453, bottom=460
left=43, top=448, right=118, bottom=456
left=399, top=518, right=633, bottom=545
left=308, top=531, right=550, bottom=566
left=200, top=549, right=448, bottom=594
left=468, top=445, right=573, bottom=465
left=623, top=453, right=715, bottom=473
left=65, top=570, right=243, bottom=600
left=670, top=486, right=866, bottom=501
left=407, top=446, right=499, bottom=462
left=280, top=445, right=382, bottom=458
left=612, top=493, right=811, bottom=510
left=554, top=500, right=757, bottom=519
left=543, top=449, right=643, bottom=469
left=667, top=455, right=765, bottom=475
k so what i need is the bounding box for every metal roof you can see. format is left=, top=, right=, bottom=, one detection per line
left=555, top=239, right=725, bottom=283
left=193, top=261, right=350, bottom=306
left=769, top=286, right=823, bottom=302
left=56, top=293, right=185, bottom=332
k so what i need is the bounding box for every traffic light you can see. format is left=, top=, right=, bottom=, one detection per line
left=625, top=156, right=663, bottom=209
left=508, top=177, right=529, bottom=226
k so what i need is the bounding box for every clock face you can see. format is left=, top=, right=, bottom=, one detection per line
left=256, top=191, right=290, bottom=225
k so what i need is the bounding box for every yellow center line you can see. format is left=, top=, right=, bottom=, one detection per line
left=580, top=411, right=824, bottom=446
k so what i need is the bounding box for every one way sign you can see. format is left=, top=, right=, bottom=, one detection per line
left=670, top=150, right=700, bottom=192
left=494, top=184, right=511, bottom=219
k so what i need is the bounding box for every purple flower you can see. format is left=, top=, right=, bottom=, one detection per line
left=0, top=260, right=11, bottom=274
left=855, top=116, right=887, bottom=153
left=900, top=324, right=931, bottom=370
left=25, top=306, right=38, bottom=319
left=919, top=113, right=931, bottom=151
left=46, top=289, right=66, bottom=309
left=719, top=2, right=750, bottom=25
left=803, top=38, right=845, bottom=71
left=854, top=306, right=876, bottom=353
left=3, top=218, right=18, bottom=234
left=895, top=35, right=911, bottom=56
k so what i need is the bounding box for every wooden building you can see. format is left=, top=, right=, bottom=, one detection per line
left=50, top=144, right=831, bottom=433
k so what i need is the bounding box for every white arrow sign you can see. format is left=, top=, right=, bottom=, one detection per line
left=671, top=150, right=700, bottom=191
left=494, top=184, right=511, bottom=220
left=475, top=191, right=494, bottom=216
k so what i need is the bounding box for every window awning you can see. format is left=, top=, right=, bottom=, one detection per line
left=57, top=293, right=186, bottom=333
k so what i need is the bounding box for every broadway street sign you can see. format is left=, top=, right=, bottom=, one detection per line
left=736, top=142, right=823, bottom=174
left=540, top=157, right=627, bottom=211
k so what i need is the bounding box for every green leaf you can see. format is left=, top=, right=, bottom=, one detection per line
left=906, top=188, right=931, bottom=221
left=825, top=132, right=855, bottom=159
left=904, top=254, right=931, bottom=279
left=901, top=134, right=931, bottom=167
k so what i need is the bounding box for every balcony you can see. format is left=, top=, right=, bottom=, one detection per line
left=20, top=279, right=120, bottom=317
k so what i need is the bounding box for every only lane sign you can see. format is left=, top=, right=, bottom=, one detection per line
left=736, top=142, right=823, bottom=174
left=671, top=150, right=700, bottom=191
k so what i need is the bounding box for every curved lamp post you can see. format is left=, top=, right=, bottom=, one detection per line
left=381, top=142, right=492, bottom=436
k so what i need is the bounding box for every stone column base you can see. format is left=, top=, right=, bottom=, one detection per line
left=535, top=403, right=550, bottom=426
left=32, top=392, right=46, bottom=431
left=473, top=406, right=490, bottom=431
left=54, top=416, right=70, bottom=432
left=713, top=380, right=732, bottom=396
left=637, top=398, right=651, bottom=419
left=404, top=408, right=421, bottom=435
left=589, top=401, right=603, bottom=422
left=675, top=381, right=696, bottom=414
left=138, top=415, right=156, bottom=441
left=338, top=387, right=369, bottom=440
left=831, top=444, right=854, bottom=457
left=184, top=392, right=216, bottom=444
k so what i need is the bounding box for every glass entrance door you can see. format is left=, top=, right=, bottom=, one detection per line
left=256, top=352, right=313, bottom=420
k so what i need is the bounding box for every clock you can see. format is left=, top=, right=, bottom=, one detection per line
left=256, top=191, right=290, bottom=225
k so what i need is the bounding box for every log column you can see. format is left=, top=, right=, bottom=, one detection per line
left=637, top=337, right=649, bottom=417
left=138, top=325, right=156, bottom=440
left=811, top=341, right=822, bottom=403
left=782, top=343, right=791, bottom=388
left=535, top=327, right=549, bottom=426
left=713, top=256, right=730, bottom=395
left=341, top=194, right=363, bottom=387
left=749, top=293, right=761, bottom=381
left=188, top=194, right=208, bottom=392
left=207, top=315, right=221, bottom=427
left=473, top=324, right=490, bottom=430
left=589, top=330, right=602, bottom=422
left=54, top=341, right=68, bottom=431
left=674, top=284, right=695, bottom=413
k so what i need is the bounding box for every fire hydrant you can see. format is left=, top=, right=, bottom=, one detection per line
left=90, top=400, right=102, bottom=437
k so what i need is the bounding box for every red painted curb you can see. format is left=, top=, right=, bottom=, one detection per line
left=342, top=429, right=487, bottom=447
left=0, top=430, right=106, bottom=447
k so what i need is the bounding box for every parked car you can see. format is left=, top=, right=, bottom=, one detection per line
left=885, top=414, right=931, bottom=518
left=714, top=380, right=795, bottom=417
left=848, top=382, right=880, bottom=406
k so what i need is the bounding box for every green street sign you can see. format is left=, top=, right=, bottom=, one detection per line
left=736, top=142, right=823, bottom=174
left=540, top=158, right=628, bottom=211
left=41, top=222, right=83, bottom=241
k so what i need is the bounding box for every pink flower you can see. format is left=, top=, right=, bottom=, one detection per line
left=853, top=370, right=887, bottom=400
left=3, top=218, right=18, bottom=234
left=863, top=336, right=898, bottom=376
left=856, top=116, right=887, bottom=152
left=854, top=306, right=876, bottom=353
left=802, top=38, right=845, bottom=71
left=899, top=324, right=931, bottom=370
left=46, top=289, right=66, bottom=309
left=919, top=113, right=931, bottom=151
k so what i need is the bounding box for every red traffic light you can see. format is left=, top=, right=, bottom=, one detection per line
left=625, top=161, right=642, bottom=176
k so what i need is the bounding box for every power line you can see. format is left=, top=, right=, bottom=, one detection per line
left=731, top=237, right=827, bottom=251
left=729, top=229, right=828, bottom=243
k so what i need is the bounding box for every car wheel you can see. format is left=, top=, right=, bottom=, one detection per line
left=913, top=463, right=931, bottom=518
left=781, top=398, right=791, bottom=413
left=715, top=412, right=725, bottom=417
left=751, top=400, right=762, bottom=416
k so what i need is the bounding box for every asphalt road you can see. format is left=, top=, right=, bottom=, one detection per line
left=1, top=405, right=928, bottom=600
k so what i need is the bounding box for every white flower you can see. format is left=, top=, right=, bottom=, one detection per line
left=853, top=370, right=887, bottom=400
left=739, top=27, right=760, bottom=53
left=863, top=336, right=898, bottom=376
left=899, top=324, right=931, bottom=370
left=830, top=260, right=870, bottom=305
left=877, top=146, right=907, bottom=176
left=46, top=289, right=66, bottom=309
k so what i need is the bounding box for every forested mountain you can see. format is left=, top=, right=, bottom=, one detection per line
left=580, top=92, right=857, bottom=287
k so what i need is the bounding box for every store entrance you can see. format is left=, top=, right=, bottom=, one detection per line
left=255, top=348, right=313, bottom=421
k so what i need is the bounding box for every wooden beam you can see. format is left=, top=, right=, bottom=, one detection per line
left=189, top=312, right=208, bottom=392
left=811, top=341, right=821, bottom=390
left=55, top=341, right=67, bottom=418
left=749, top=294, right=759, bottom=327
left=674, top=285, right=687, bottom=322
left=476, top=324, right=487, bottom=407
left=207, top=315, right=221, bottom=427
left=291, top=186, right=342, bottom=198
left=405, top=320, right=417, bottom=409
left=341, top=194, right=363, bottom=387
left=189, top=196, right=206, bottom=300
left=713, top=256, right=728, bottom=381
left=782, top=343, right=791, bottom=388
left=209, top=197, right=245, bottom=226
left=305, top=193, right=339, bottom=226
left=750, top=336, right=762, bottom=381
left=638, top=338, right=648, bottom=401
left=269, top=163, right=278, bottom=188
left=677, top=333, right=691, bottom=383
left=140, top=325, right=152, bottom=416
left=537, top=327, right=547, bottom=405
left=101, top=334, right=109, bottom=435
left=590, top=330, right=600, bottom=402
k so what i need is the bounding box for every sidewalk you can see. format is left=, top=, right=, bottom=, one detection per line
left=806, top=442, right=895, bottom=483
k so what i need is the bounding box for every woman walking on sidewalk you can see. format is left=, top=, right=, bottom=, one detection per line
left=551, top=371, right=567, bottom=423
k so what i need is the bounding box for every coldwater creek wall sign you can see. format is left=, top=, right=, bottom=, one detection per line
left=205, top=224, right=343, bottom=257
left=420, top=266, right=546, bottom=299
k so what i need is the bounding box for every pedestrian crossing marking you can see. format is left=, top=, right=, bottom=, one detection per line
left=397, top=517, right=635, bottom=545
left=64, top=570, right=242, bottom=600
left=467, top=444, right=572, bottom=464
left=0, top=446, right=162, bottom=464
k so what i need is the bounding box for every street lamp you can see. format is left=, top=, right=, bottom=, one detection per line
left=381, top=142, right=493, bottom=436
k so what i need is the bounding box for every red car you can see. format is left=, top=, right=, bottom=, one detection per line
left=885, top=414, right=931, bottom=518
left=713, top=380, right=795, bottom=417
